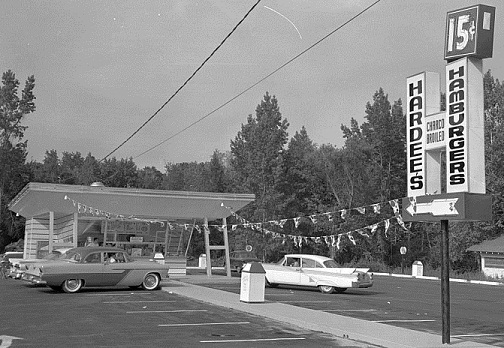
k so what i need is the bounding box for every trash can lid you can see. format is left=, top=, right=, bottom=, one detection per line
left=242, top=261, right=266, bottom=274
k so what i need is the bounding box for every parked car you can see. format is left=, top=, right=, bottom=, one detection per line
left=1, top=252, right=23, bottom=279
left=9, top=248, right=72, bottom=280
left=261, top=254, right=373, bottom=294
left=228, top=250, right=261, bottom=272
left=23, top=246, right=170, bottom=293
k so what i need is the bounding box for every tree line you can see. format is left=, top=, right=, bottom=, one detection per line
left=2, top=69, right=504, bottom=274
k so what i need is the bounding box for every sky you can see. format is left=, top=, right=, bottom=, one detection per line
left=1, top=0, right=503, bottom=170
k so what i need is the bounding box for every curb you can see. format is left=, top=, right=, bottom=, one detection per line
left=374, top=272, right=503, bottom=286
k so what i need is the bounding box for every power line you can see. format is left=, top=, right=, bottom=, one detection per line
left=133, top=0, right=382, bottom=161
left=99, top=0, right=262, bottom=162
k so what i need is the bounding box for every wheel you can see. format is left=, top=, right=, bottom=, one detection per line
left=318, top=285, right=335, bottom=294
left=266, top=279, right=278, bottom=288
left=142, top=273, right=160, bottom=291
left=49, top=285, right=62, bottom=292
left=335, top=287, right=347, bottom=293
left=62, top=279, right=83, bottom=293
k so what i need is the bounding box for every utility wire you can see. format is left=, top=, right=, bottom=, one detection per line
left=133, top=0, right=382, bottom=161
left=100, top=0, right=262, bottom=162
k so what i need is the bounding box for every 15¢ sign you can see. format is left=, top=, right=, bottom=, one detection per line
left=444, top=4, right=495, bottom=61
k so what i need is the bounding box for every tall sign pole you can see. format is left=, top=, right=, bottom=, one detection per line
left=403, top=4, right=495, bottom=344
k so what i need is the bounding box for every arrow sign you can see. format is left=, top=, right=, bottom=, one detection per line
left=406, top=198, right=459, bottom=217
left=0, top=335, right=23, bottom=348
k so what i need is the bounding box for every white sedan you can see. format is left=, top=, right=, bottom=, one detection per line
left=262, top=254, right=373, bottom=294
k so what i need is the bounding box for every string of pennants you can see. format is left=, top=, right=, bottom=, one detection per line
left=220, top=200, right=410, bottom=249
left=64, top=195, right=409, bottom=250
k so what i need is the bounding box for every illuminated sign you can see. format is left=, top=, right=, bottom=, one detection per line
left=445, top=4, right=495, bottom=61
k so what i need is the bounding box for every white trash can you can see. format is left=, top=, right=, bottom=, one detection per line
left=198, top=254, right=207, bottom=268
left=240, top=262, right=266, bottom=303
left=412, top=261, right=423, bottom=277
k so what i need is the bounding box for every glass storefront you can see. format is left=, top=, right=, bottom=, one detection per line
left=77, top=218, right=168, bottom=258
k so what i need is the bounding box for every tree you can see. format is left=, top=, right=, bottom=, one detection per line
left=137, top=166, right=164, bottom=189
left=100, top=157, right=138, bottom=188
left=230, top=92, right=289, bottom=219
left=0, top=70, right=36, bottom=249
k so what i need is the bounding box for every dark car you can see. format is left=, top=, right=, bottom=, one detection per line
left=229, top=250, right=261, bottom=272
left=23, top=246, right=170, bottom=293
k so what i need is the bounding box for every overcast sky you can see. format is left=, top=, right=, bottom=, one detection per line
left=1, top=0, right=503, bottom=170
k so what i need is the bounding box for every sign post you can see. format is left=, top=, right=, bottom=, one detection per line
left=403, top=4, right=495, bottom=344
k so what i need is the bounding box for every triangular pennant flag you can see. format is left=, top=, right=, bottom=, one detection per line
left=327, top=212, right=333, bottom=222
left=356, top=207, right=365, bottom=214
left=336, top=234, right=342, bottom=250
left=279, top=219, right=287, bottom=228
left=396, top=215, right=409, bottom=231
left=294, top=217, right=301, bottom=228
left=358, top=229, right=370, bottom=238
left=347, top=233, right=356, bottom=245
left=372, top=203, right=381, bottom=214
left=389, top=199, right=400, bottom=215
left=309, top=215, right=317, bottom=224
left=341, top=209, right=347, bottom=220
left=232, top=225, right=237, bottom=231
left=370, top=224, right=378, bottom=234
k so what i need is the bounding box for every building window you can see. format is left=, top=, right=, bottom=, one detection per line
left=484, top=256, right=504, bottom=269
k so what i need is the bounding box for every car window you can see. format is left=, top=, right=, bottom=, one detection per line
left=301, top=258, right=322, bottom=268
left=61, top=250, right=81, bottom=262
left=105, top=252, right=128, bottom=263
left=286, top=257, right=300, bottom=267
left=83, top=252, right=101, bottom=263
left=323, top=259, right=339, bottom=268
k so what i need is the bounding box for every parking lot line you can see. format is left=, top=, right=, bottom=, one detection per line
left=103, top=300, right=176, bottom=303
left=372, top=319, right=435, bottom=323
left=159, top=321, right=250, bottom=327
left=278, top=300, right=332, bottom=303
left=127, top=310, right=208, bottom=313
left=200, top=337, right=306, bottom=343
left=325, top=309, right=377, bottom=312
left=84, top=292, right=152, bottom=296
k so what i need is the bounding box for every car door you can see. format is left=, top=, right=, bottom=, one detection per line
left=298, top=257, right=324, bottom=286
left=272, top=256, right=302, bottom=285
left=102, top=251, right=131, bottom=286
left=79, top=251, right=107, bottom=286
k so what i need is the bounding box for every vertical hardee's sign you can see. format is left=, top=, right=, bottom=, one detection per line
left=406, top=72, right=440, bottom=197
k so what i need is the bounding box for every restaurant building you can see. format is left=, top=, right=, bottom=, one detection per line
left=8, top=182, right=255, bottom=277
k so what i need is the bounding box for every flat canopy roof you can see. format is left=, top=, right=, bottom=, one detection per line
left=8, top=183, right=255, bottom=221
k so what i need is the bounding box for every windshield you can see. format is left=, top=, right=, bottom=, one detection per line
left=61, top=250, right=82, bottom=262
left=323, top=259, right=339, bottom=268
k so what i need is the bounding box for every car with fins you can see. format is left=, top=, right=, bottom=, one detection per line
left=261, top=254, right=373, bottom=294
left=23, top=246, right=170, bottom=293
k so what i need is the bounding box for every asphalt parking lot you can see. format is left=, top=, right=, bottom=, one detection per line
left=0, top=278, right=374, bottom=348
